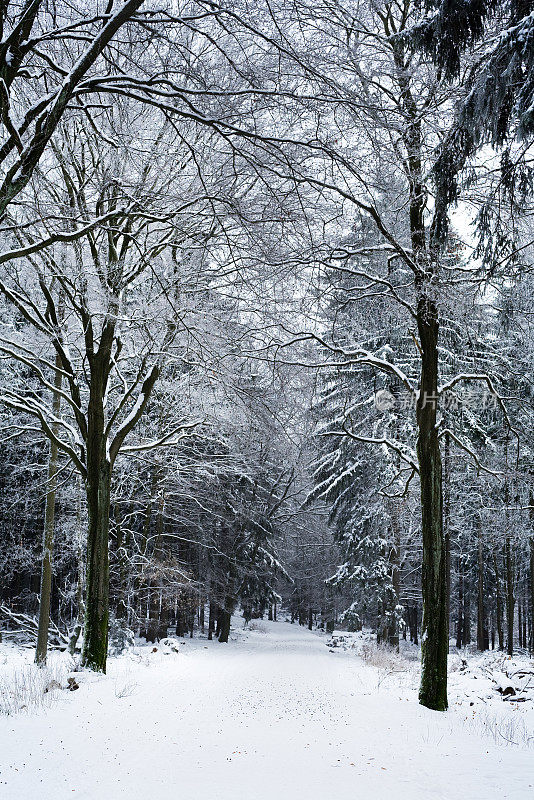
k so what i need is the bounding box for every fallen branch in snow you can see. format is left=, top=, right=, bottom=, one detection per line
left=486, top=667, right=534, bottom=701
left=491, top=671, right=517, bottom=697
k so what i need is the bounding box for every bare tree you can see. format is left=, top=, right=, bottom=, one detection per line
left=0, top=116, right=216, bottom=669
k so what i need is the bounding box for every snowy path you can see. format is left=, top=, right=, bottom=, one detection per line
left=1, top=621, right=532, bottom=800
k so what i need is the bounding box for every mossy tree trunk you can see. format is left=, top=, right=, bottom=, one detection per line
left=79, top=304, right=159, bottom=672
left=81, top=375, right=111, bottom=671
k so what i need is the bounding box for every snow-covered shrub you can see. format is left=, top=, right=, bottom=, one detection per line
left=343, top=609, right=362, bottom=633
left=247, top=621, right=267, bottom=633
left=0, top=658, right=71, bottom=715
left=108, top=615, right=135, bottom=656
left=360, top=641, right=407, bottom=672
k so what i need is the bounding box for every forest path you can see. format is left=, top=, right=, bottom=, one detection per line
left=0, top=620, right=532, bottom=800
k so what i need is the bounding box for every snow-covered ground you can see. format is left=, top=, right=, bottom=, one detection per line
left=0, top=621, right=532, bottom=800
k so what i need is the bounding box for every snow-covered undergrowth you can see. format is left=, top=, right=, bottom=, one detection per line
left=0, top=645, right=73, bottom=715
left=246, top=620, right=268, bottom=633
left=448, top=650, right=534, bottom=749
left=360, top=641, right=409, bottom=671
left=326, top=629, right=534, bottom=750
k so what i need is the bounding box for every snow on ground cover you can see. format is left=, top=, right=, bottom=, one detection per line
left=328, top=630, right=534, bottom=749
left=0, top=621, right=532, bottom=800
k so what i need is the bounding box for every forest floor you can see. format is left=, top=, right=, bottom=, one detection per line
left=0, top=620, right=533, bottom=800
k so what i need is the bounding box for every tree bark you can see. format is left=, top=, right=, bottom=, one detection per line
left=208, top=600, right=216, bottom=640
left=443, top=431, right=451, bottom=650
left=81, top=373, right=111, bottom=672
left=218, top=609, right=231, bottom=643
left=416, top=291, right=448, bottom=711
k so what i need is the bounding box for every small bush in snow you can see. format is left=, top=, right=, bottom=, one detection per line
left=108, top=615, right=136, bottom=656
left=360, top=642, right=407, bottom=672
left=247, top=621, right=267, bottom=633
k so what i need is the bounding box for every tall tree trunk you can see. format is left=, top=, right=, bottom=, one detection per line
left=82, top=456, right=111, bottom=671
left=208, top=600, right=216, bottom=640
left=391, top=32, right=448, bottom=711
left=175, top=608, right=188, bottom=637
left=218, top=609, right=231, bottom=643
left=417, top=291, right=448, bottom=710
left=443, top=431, right=451, bottom=651
left=35, top=351, right=62, bottom=666
left=81, top=378, right=111, bottom=672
